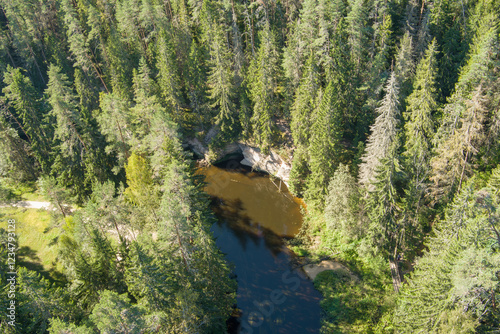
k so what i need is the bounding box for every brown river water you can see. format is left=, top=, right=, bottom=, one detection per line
left=198, top=159, right=322, bottom=334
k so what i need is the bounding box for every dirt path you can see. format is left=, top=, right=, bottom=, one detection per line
left=9, top=201, right=52, bottom=209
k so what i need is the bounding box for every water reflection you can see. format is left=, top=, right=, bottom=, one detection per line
left=198, top=163, right=322, bottom=333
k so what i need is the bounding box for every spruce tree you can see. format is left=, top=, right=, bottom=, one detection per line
left=359, top=71, right=401, bottom=186
left=404, top=39, right=438, bottom=174
left=400, top=39, right=439, bottom=249
left=60, top=0, right=108, bottom=91
left=346, top=0, right=370, bottom=72
left=248, top=23, right=281, bottom=153
left=90, top=290, right=147, bottom=333
left=2, top=66, right=51, bottom=172
left=46, top=64, right=87, bottom=158
left=305, top=80, right=343, bottom=208
left=156, top=29, right=182, bottom=121
left=394, top=180, right=500, bottom=332
left=186, top=40, right=209, bottom=125
left=324, top=164, right=361, bottom=239
left=97, top=92, right=132, bottom=169
left=206, top=23, right=237, bottom=138
left=366, top=150, right=403, bottom=255
left=431, top=14, right=499, bottom=200
left=290, top=52, right=319, bottom=151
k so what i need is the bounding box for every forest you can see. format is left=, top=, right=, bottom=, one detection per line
left=0, top=0, right=499, bottom=332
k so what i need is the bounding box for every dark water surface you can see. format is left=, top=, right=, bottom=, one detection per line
left=198, top=164, right=322, bottom=334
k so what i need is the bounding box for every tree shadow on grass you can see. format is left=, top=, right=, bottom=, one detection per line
left=17, top=245, right=67, bottom=286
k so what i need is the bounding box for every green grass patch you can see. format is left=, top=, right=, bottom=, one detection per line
left=0, top=178, right=46, bottom=202
left=0, top=207, right=65, bottom=283
left=314, top=268, right=391, bottom=334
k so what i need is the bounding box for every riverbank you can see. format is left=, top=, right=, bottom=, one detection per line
left=187, top=138, right=293, bottom=187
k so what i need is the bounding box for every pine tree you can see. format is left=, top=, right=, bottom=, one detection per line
left=282, top=0, right=316, bottom=87
left=124, top=240, right=178, bottom=312
left=60, top=0, right=108, bottom=91
left=282, top=20, right=303, bottom=88
left=129, top=58, right=168, bottom=148
left=47, top=64, right=91, bottom=201
left=0, top=0, right=48, bottom=85
left=393, top=32, right=415, bottom=102
left=428, top=0, right=469, bottom=98
left=124, top=153, right=159, bottom=217
left=362, top=10, right=392, bottom=113
left=37, top=176, right=72, bottom=219
left=15, top=268, right=78, bottom=334
left=346, top=0, right=371, bottom=72
left=105, top=28, right=133, bottom=100
left=404, top=39, right=438, bottom=174
left=48, top=318, right=92, bottom=334
left=0, top=113, right=37, bottom=181
left=186, top=40, right=209, bottom=124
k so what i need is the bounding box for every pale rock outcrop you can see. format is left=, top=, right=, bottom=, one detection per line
left=186, top=138, right=291, bottom=186
left=238, top=144, right=291, bottom=186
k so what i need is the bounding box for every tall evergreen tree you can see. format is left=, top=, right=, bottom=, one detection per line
left=46, top=64, right=87, bottom=158
left=60, top=0, right=108, bottom=91
left=156, top=29, right=182, bottom=121
left=97, top=92, right=132, bottom=170
left=186, top=40, right=209, bottom=124
left=290, top=52, right=319, bottom=150
left=399, top=39, right=439, bottom=253
left=366, top=150, right=403, bottom=255
left=305, top=80, right=343, bottom=208
left=324, top=164, right=362, bottom=239
left=206, top=23, right=237, bottom=138
left=359, top=71, right=401, bottom=186
left=2, top=66, right=51, bottom=172
left=394, top=180, right=500, bottom=332
left=248, top=23, right=281, bottom=153
left=431, top=14, right=499, bottom=200
left=346, top=0, right=371, bottom=72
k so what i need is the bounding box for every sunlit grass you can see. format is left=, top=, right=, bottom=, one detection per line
left=0, top=207, right=65, bottom=283
left=0, top=178, right=46, bottom=202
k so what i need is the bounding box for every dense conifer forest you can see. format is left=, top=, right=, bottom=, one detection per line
left=0, top=0, right=499, bottom=332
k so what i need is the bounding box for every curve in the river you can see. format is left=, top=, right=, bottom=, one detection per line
left=198, top=161, right=322, bottom=334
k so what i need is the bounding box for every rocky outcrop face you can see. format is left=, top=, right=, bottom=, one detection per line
left=238, top=144, right=291, bottom=185
left=186, top=138, right=291, bottom=185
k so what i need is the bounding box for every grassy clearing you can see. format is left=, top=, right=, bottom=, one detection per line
left=0, top=178, right=46, bottom=202
left=0, top=207, right=65, bottom=283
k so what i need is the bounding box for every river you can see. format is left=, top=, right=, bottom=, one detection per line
left=198, top=159, right=322, bottom=334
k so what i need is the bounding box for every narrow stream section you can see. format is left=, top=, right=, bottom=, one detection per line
left=198, top=160, right=322, bottom=333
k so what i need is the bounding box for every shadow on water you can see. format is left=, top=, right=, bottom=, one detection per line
left=198, top=161, right=322, bottom=334
left=210, top=197, right=287, bottom=257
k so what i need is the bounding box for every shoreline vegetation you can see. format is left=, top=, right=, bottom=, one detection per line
left=1, top=0, right=500, bottom=332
